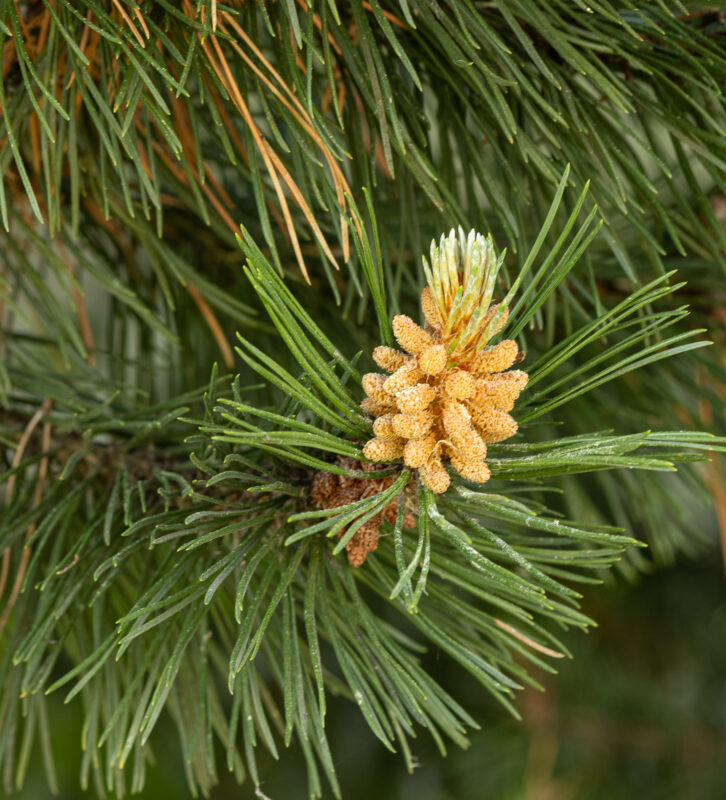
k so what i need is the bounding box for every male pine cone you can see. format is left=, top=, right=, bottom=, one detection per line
left=362, top=230, right=528, bottom=494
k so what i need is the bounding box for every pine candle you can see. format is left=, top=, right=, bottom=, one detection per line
left=362, top=229, right=528, bottom=493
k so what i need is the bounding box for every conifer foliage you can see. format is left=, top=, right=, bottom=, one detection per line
left=1, top=2, right=725, bottom=797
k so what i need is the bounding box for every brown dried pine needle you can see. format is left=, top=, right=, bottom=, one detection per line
left=362, top=229, right=527, bottom=494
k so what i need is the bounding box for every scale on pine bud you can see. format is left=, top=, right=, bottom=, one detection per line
left=362, top=228, right=527, bottom=493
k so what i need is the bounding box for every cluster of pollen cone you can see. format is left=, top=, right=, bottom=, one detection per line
left=362, top=229, right=528, bottom=494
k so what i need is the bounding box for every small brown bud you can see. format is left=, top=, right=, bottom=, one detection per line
left=382, top=502, right=399, bottom=524
left=333, top=483, right=361, bottom=502
left=392, top=315, right=433, bottom=356
left=354, top=519, right=380, bottom=549
left=338, top=456, right=359, bottom=473
left=311, top=471, right=337, bottom=502
left=346, top=538, right=369, bottom=567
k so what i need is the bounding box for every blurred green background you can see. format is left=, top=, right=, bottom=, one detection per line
left=13, top=531, right=726, bottom=800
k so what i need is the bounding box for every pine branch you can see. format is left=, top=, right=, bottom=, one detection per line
left=0, top=4, right=725, bottom=797
left=3, top=184, right=720, bottom=795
